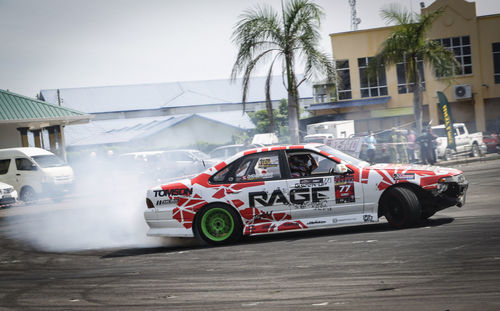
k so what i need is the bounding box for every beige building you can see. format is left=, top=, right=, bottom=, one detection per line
left=309, top=0, right=500, bottom=134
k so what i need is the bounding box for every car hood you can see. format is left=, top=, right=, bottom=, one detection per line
left=368, top=163, right=462, bottom=175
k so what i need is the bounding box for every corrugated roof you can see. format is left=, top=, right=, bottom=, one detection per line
left=39, top=76, right=313, bottom=114
left=65, top=111, right=255, bottom=147
left=0, top=89, right=89, bottom=121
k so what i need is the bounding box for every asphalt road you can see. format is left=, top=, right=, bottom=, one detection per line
left=1, top=159, right=500, bottom=310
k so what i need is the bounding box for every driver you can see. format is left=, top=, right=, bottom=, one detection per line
left=289, top=154, right=318, bottom=177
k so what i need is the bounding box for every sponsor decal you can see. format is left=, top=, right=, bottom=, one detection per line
left=249, top=187, right=329, bottom=207
left=291, top=200, right=329, bottom=210
left=258, top=158, right=278, bottom=169
left=393, top=173, right=415, bottom=181
left=294, top=178, right=331, bottom=188
left=241, top=173, right=274, bottom=181
left=306, top=220, right=327, bottom=225
left=154, top=188, right=193, bottom=197
left=334, top=175, right=355, bottom=204
left=156, top=199, right=179, bottom=205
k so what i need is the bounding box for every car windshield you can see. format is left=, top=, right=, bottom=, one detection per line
left=32, top=155, right=65, bottom=168
left=432, top=128, right=447, bottom=137
left=316, top=145, right=369, bottom=167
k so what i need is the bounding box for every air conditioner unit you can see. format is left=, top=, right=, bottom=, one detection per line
left=454, top=84, right=472, bottom=100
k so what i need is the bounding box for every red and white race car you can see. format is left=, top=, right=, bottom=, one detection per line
left=144, top=144, right=468, bottom=245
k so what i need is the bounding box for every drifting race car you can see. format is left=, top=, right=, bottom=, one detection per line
left=144, top=144, right=468, bottom=245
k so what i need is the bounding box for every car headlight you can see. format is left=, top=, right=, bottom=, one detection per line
left=437, top=174, right=465, bottom=193
left=439, top=174, right=465, bottom=184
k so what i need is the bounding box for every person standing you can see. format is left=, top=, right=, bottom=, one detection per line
left=417, top=127, right=437, bottom=165
left=396, top=131, right=408, bottom=163
left=363, top=130, right=377, bottom=164
left=389, top=128, right=399, bottom=163
left=406, top=129, right=416, bottom=163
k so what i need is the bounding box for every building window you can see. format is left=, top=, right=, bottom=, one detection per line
left=493, top=42, right=500, bottom=84
left=336, top=60, right=352, bottom=100
left=313, top=84, right=334, bottom=103
left=435, top=35, right=472, bottom=76
left=396, top=59, right=425, bottom=94
left=358, top=57, right=388, bottom=98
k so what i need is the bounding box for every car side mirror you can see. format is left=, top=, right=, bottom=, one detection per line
left=333, top=164, right=349, bottom=175
left=30, top=163, right=38, bottom=171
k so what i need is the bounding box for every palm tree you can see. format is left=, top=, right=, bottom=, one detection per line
left=369, top=4, right=458, bottom=135
left=231, top=0, right=334, bottom=144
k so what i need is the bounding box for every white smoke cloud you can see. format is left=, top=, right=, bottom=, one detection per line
left=2, top=151, right=198, bottom=252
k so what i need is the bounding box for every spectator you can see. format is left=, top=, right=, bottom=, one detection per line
left=417, top=127, right=438, bottom=165
left=406, top=129, right=416, bottom=163
left=363, top=130, right=377, bottom=164
left=389, top=128, right=399, bottom=163
left=396, top=131, right=408, bottom=163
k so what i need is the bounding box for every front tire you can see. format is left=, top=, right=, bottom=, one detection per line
left=382, top=187, right=421, bottom=229
left=194, top=205, right=242, bottom=245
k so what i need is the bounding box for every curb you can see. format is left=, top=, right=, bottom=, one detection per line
left=438, top=153, right=500, bottom=167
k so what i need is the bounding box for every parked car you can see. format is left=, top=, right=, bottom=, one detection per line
left=432, top=123, right=486, bottom=160
left=209, top=144, right=263, bottom=161
left=144, top=143, right=468, bottom=245
left=0, top=181, right=18, bottom=206
left=0, top=148, right=74, bottom=202
left=483, top=132, right=500, bottom=154
left=160, top=149, right=218, bottom=177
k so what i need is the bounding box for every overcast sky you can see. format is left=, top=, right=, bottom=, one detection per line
left=1, top=0, right=499, bottom=97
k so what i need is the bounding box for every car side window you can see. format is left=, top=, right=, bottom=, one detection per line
left=16, top=158, right=36, bottom=171
left=286, top=151, right=337, bottom=177
left=211, top=164, right=232, bottom=183
left=0, top=159, right=10, bottom=174
left=234, top=153, right=281, bottom=182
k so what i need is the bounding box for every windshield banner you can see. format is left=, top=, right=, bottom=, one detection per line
left=330, top=137, right=364, bottom=158
left=437, top=91, right=456, bottom=151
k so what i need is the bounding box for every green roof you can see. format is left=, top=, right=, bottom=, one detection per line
left=0, top=89, right=89, bottom=121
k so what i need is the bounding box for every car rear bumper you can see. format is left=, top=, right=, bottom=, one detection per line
left=144, top=209, right=194, bottom=237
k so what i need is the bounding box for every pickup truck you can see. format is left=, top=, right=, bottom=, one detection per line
left=432, top=123, right=487, bottom=160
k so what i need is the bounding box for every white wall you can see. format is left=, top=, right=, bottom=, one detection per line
left=0, top=125, right=23, bottom=148
left=144, top=116, right=243, bottom=149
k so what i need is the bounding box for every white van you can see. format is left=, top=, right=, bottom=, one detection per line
left=0, top=147, right=74, bottom=202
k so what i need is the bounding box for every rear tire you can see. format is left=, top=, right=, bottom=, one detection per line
left=20, top=186, right=37, bottom=203
left=470, top=143, right=480, bottom=157
left=382, top=187, right=421, bottom=229
left=443, top=148, right=453, bottom=161
left=194, top=205, right=242, bottom=246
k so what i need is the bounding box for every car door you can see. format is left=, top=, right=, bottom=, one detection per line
left=455, top=125, right=467, bottom=153
left=14, top=157, right=41, bottom=193
left=212, top=151, right=290, bottom=227
left=285, top=150, right=364, bottom=221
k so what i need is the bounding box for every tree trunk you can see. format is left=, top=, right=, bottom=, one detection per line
left=266, top=99, right=275, bottom=133
left=413, top=66, right=423, bottom=135
left=285, top=55, right=300, bottom=144
left=288, top=91, right=299, bottom=144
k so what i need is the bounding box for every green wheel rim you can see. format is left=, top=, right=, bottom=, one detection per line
left=201, top=208, right=235, bottom=242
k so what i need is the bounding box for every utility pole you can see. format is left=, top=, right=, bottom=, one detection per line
left=348, top=0, right=361, bottom=31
